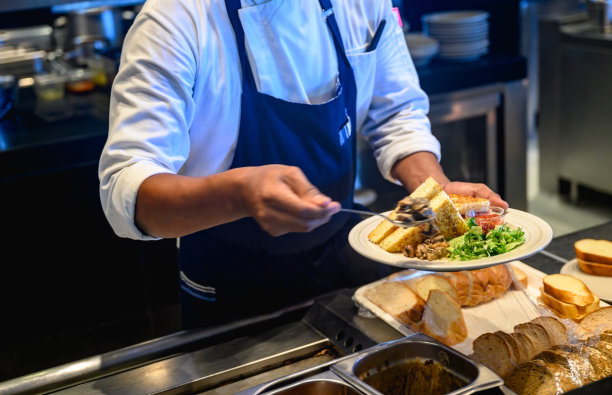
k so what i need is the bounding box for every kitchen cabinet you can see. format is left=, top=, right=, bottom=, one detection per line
left=0, top=104, right=180, bottom=381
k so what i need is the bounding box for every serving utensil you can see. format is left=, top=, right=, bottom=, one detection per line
left=339, top=208, right=434, bottom=228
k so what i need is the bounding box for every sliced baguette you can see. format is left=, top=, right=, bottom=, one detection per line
left=421, top=289, right=467, bottom=346
left=577, top=258, right=612, bottom=277
left=402, top=274, right=459, bottom=304
left=363, top=281, right=425, bottom=326
left=542, top=273, right=596, bottom=306
left=575, top=239, right=612, bottom=265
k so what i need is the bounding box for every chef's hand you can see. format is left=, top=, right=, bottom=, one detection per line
left=443, top=181, right=509, bottom=211
left=240, top=165, right=340, bottom=236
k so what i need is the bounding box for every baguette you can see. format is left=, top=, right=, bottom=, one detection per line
left=577, top=258, right=612, bottom=277
left=575, top=239, right=612, bottom=265
left=542, top=273, right=596, bottom=306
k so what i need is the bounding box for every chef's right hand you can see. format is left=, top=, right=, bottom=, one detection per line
left=239, top=165, right=340, bottom=236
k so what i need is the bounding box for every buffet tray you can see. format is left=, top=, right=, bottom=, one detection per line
left=353, top=260, right=608, bottom=356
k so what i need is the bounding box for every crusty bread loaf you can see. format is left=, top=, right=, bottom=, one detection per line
left=510, top=263, right=529, bottom=288
left=514, top=322, right=552, bottom=355
left=495, top=330, right=527, bottom=364
left=448, top=193, right=490, bottom=216
left=530, top=316, right=569, bottom=346
left=551, top=343, right=612, bottom=381
left=580, top=306, right=612, bottom=333
left=402, top=273, right=459, bottom=304
left=542, top=273, right=596, bottom=306
left=540, top=286, right=600, bottom=320
left=577, top=258, right=612, bottom=277
left=367, top=176, right=442, bottom=245
left=510, top=331, right=537, bottom=361
left=363, top=281, right=425, bottom=326
left=439, top=270, right=484, bottom=307
left=575, top=239, right=612, bottom=265
left=421, top=289, right=467, bottom=346
left=471, top=332, right=518, bottom=378
left=505, top=358, right=577, bottom=395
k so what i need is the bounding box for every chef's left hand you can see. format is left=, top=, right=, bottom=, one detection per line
left=443, top=181, right=509, bottom=210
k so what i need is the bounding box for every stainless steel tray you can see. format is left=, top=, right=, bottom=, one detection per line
left=331, top=333, right=503, bottom=395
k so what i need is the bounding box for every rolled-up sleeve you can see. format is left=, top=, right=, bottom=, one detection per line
left=360, top=3, right=441, bottom=183
left=99, top=2, right=198, bottom=240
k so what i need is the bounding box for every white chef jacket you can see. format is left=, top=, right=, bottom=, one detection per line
left=99, top=0, right=440, bottom=240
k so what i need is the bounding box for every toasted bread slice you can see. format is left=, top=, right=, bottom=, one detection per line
left=575, top=239, right=612, bottom=265
left=542, top=273, right=596, bottom=306
left=378, top=223, right=426, bottom=253
left=367, top=177, right=442, bottom=244
left=448, top=193, right=490, bottom=216
left=540, top=287, right=600, bottom=320
left=421, top=289, right=467, bottom=346
left=578, top=258, right=612, bottom=277
left=428, top=191, right=469, bottom=240
left=363, top=281, right=425, bottom=326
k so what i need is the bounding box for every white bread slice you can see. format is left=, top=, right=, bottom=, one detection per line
left=542, top=273, right=596, bottom=306
left=421, top=289, right=467, bottom=346
left=471, top=332, right=518, bottom=378
left=367, top=176, right=442, bottom=244
left=363, top=281, right=425, bottom=326
left=539, top=287, right=600, bottom=320
left=448, top=193, right=490, bottom=216
left=575, top=239, right=612, bottom=265
left=578, top=258, right=612, bottom=277
left=510, top=263, right=529, bottom=288
left=580, top=306, right=612, bottom=333
left=402, top=274, right=459, bottom=303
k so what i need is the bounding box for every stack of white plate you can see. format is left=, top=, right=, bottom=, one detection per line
left=404, top=33, right=439, bottom=67
left=422, top=10, right=490, bottom=62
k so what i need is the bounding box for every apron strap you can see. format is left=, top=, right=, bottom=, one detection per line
left=224, top=0, right=257, bottom=89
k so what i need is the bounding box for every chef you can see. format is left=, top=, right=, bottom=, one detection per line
left=99, top=0, right=508, bottom=329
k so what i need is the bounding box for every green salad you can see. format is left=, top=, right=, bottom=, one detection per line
left=447, top=218, right=526, bottom=261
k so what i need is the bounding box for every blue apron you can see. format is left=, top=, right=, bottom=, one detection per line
left=178, top=0, right=389, bottom=329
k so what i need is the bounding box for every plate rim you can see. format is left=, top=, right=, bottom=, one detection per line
left=348, top=208, right=553, bottom=271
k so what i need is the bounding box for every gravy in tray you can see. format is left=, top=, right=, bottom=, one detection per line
left=361, top=358, right=468, bottom=395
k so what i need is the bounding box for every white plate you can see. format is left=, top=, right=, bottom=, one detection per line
left=422, top=10, right=490, bottom=25
left=561, top=259, right=612, bottom=303
left=348, top=208, right=553, bottom=271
